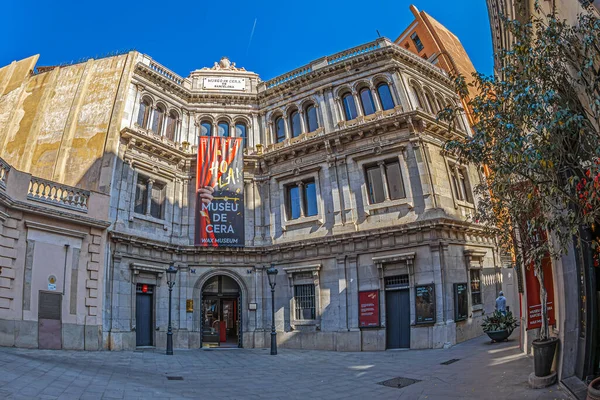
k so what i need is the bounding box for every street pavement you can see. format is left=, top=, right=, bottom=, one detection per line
left=0, top=335, right=572, bottom=400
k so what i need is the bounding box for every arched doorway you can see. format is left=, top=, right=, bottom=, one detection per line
left=201, top=275, right=242, bottom=348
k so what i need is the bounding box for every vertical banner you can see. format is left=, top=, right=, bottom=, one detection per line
left=358, top=290, right=380, bottom=328
left=195, top=136, right=244, bottom=247
left=525, top=255, right=556, bottom=330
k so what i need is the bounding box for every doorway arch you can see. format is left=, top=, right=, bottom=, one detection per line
left=195, top=271, right=245, bottom=348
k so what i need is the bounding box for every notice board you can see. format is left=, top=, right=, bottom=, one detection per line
left=415, top=284, right=436, bottom=324
left=454, top=283, right=468, bottom=322
left=358, top=290, right=380, bottom=328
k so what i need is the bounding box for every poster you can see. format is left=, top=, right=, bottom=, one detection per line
left=358, top=290, right=380, bottom=328
left=195, top=136, right=244, bottom=247
left=454, top=283, right=468, bottom=322
left=415, top=284, right=436, bottom=324
left=525, top=255, right=556, bottom=330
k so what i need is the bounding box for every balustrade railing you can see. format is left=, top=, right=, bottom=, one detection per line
left=0, top=157, right=9, bottom=190
left=149, top=61, right=184, bottom=85
left=28, top=177, right=90, bottom=213
left=266, top=66, right=312, bottom=89
left=327, top=41, right=382, bottom=65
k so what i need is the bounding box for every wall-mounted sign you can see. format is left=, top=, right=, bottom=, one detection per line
left=454, top=283, right=468, bottom=322
left=195, top=136, right=245, bottom=247
left=248, top=303, right=257, bottom=311
left=525, top=255, right=556, bottom=330
left=48, top=275, right=57, bottom=291
left=415, top=284, right=436, bottom=324
left=186, top=299, right=194, bottom=313
left=359, top=290, right=380, bottom=328
left=203, top=77, right=246, bottom=91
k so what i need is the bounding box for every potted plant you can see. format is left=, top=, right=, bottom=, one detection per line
left=481, top=310, right=518, bottom=343
left=588, top=376, right=600, bottom=400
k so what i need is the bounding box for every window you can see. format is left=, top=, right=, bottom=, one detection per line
left=470, top=269, right=482, bottom=306
left=275, top=116, right=286, bottom=143
left=290, top=110, right=302, bottom=138
left=450, top=165, right=473, bottom=203
left=200, top=121, right=212, bottom=136
left=411, top=32, right=424, bottom=52
left=151, top=105, right=165, bottom=134
left=235, top=123, right=247, bottom=148
left=412, top=86, right=424, bottom=109
left=134, top=175, right=165, bottom=220
left=305, top=104, right=319, bottom=132
left=359, top=88, right=376, bottom=116
left=365, top=160, right=406, bottom=204
left=165, top=111, right=177, bottom=141
left=218, top=121, right=229, bottom=137
left=137, top=98, right=151, bottom=128
left=342, top=92, right=358, bottom=120
left=285, top=179, right=318, bottom=220
left=294, top=284, right=316, bottom=320
left=377, top=83, right=395, bottom=111
left=424, top=92, right=437, bottom=114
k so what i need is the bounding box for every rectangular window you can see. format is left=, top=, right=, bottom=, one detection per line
left=134, top=176, right=148, bottom=215
left=150, top=183, right=165, bottom=219
left=411, top=32, right=424, bottom=52
left=450, top=165, right=473, bottom=203
left=294, top=284, right=316, bottom=320
left=470, top=269, right=482, bottom=306
left=365, top=160, right=406, bottom=204
left=285, top=179, right=317, bottom=220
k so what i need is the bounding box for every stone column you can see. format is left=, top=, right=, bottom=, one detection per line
left=146, top=179, right=154, bottom=216
left=131, top=84, right=144, bottom=126
left=352, top=89, right=363, bottom=117
left=378, top=161, right=390, bottom=201
left=298, top=109, right=307, bottom=134
left=346, top=256, right=359, bottom=330
left=267, top=121, right=274, bottom=145
left=371, top=85, right=382, bottom=112
left=283, top=113, right=290, bottom=140
left=328, top=160, right=344, bottom=226
left=397, top=146, right=413, bottom=202
left=297, top=181, right=305, bottom=218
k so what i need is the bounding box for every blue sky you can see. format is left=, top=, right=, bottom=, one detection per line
left=2, top=1, right=493, bottom=81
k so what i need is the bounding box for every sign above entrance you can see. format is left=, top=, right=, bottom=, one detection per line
left=203, top=77, right=246, bottom=91
left=359, top=290, right=380, bottom=328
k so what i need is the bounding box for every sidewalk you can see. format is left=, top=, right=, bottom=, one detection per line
left=0, top=335, right=571, bottom=399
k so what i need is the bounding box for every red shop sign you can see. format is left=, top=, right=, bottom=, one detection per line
left=525, top=254, right=556, bottom=330
left=359, top=290, right=380, bottom=328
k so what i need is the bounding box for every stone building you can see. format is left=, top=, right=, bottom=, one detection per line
left=0, top=37, right=502, bottom=352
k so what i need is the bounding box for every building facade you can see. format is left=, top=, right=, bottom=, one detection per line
left=0, top=37, right=502, bottom=352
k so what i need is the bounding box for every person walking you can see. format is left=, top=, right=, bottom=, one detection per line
left=496, top=291, right=507, bottom=315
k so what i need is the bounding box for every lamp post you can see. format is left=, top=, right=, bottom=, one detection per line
left=266, top=265, right=278, bottom=355
left=166, top=265, right=177, bottom=356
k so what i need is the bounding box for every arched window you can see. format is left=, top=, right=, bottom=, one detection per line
left=151, top=105, right=165, bottom=134
left=275, top=116, right=286, bottom=143
left=359, top=87, right=376, bottom=116
left=218, top=121, right=229, bottom=137
left=137, top=98, right=151, bottom=128
left=200, top=121, right=212, bottom=136
left=290, top=110, right=302, bottom=138
left=342, top=92, right=358, bottom=121
left=165, top=111, right=177, bottom=141
left=411, top=86, right=424, bottom=109
left=424, top=91, right=437, bottom=114
left=435, top=95, right=445, bottom=113
left=376, top=83, right=395, bottom=111
left=305, top=103, right=319, bottom=132
left=235, top=122, right=247, bottom=148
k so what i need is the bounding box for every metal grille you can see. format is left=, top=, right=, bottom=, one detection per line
left=470, top=269, right=482, bottom=306
left=385, top=275, right=409, bottom=289
left=378, top=377, right=421, bottom=389
left=294, top=284, right=316, bottom=320
left=39, top=292, right=62, bottom=320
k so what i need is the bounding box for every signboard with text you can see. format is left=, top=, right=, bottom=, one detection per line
left=415, top=284, right=436, bottom=324
left=454, top=283, right=468, bottom=322
left=359, top=290, right=380, bottom=328
left=525, top=255, right=556, bottom=330
left=195, top=136, right=244, bottom=247
left=203, top=77, right=246, bottom=91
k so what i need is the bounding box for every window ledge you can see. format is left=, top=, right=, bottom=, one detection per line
left=283, top=214, right=322, bottom=229
left=132, top=213, right=168, bottom=230
left=291, top=319, right=320, bottom=327
left=365, top=198, right=413, bottom=214
left=456, top=199, right=475, bottom=209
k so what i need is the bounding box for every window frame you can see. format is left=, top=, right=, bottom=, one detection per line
left=151, top=104, right=166, bottom=134
left=284, top=178, right=318, bottom=221
left=137, top=98, right=152, bottom=128
left=411, top=32, right=424, bottom=52
left=341, top=92, right=358, bottom=121
left=217, top=121, right=229, bottom=137
left=277, top=171, right=323, bottom=230
left=447, top=161, right=474, bottom=206
left=283, top=264, right=321, bottom=327
left=293, top=283, right=316, bottom=321
left=130, top=171, right=169, bottom=224
left=200, top=120, right=212, bottom=137
left=304, top=103, right=319, bottom=133
left=364, top=159, right=407, bottom=205
left=359, top=87, right=376, bottom=116
left=469, top=268, right=482, bottom=308
left=274, top=115, right=286, bottom=143
left=289, top=109, right=302, bottom=138
left=376, top=83, right=395, bottom=111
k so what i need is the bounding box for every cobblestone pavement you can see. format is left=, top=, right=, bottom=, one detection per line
left=0, top=335, right=572, bottom=400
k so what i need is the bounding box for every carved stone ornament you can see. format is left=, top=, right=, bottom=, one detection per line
left=203, top=57, right=246, bottom=72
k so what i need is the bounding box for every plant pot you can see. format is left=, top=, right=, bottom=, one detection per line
left=532, top=337, right=558, bottom=377
left=587, top=376, right=600, bottom=400
left=485, top=329, right=513, bottom=342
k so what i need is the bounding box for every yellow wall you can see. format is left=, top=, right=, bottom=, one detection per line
left=0, top=53, right=135, bottom=192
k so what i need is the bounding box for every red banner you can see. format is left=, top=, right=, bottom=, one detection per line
left=525, top=255, right=556, bottom=330
left=359, top=290, right=380, bottom=328
left=195, top=136, right=244, bottom=247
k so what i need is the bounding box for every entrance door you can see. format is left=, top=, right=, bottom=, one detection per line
left=136, top=285, right=153, bottom=347
left=38, top=292, right=62, bottom=349
left=386, top=289, right=410, bottom=349
left=201, top=275, right=241, bottom=348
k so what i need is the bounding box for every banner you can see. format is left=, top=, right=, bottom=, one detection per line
left=525, top=255, right=556, bottom=330
left=359, top=290, right=380, bottom=328
left=195, top=136, right=244, bottom=247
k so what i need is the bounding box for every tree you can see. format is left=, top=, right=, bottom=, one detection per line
left=440, top=9, right=600, bottom=341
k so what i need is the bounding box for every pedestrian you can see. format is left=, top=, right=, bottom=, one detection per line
left=496, top=291, right=507, bottom=315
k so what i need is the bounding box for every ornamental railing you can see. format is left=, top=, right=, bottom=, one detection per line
left=149, top=61, right=184, bottom=85
left=266, top=66, right=312, bottom=89
left=0, top=157, right=9, bottom=190
left=327, top=41, right=383, bottom=65
left=27, top=177, right=90, bottom=213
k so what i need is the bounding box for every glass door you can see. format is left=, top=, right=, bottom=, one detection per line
left=202, top=297, right=220, bottom=346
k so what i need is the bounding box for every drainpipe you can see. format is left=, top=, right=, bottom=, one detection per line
left=62, top=244, right=70, bottom=295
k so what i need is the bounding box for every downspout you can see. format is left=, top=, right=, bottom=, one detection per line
left=62, top=244, right=70, bottom=295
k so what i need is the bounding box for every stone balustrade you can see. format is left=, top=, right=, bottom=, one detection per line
left=149, top=61, right=184, bottom=85
left=266, top=66, right=312, bottom=89
left=0, top=157, right=9, bottom=190
left=27, top=177, right=90, bottom=213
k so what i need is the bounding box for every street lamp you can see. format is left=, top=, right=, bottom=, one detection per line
left=266, top=265, right=278, bottom=355
left=166, top=265, right=177, bottom=356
